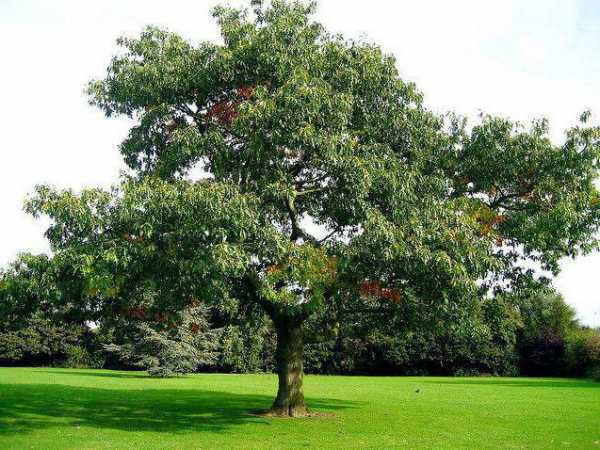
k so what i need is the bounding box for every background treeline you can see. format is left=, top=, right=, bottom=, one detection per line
left=1, top=275, right=598, bottom=379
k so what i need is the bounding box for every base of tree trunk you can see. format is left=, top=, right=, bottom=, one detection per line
left=262, top=404, right=310, bottom=417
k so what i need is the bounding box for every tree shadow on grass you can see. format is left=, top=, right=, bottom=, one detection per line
left=416, top=378, right=600, bottom=389
left=0, top=382, right=357, bottom=436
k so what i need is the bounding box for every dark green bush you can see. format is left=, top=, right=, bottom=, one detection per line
left=0, top=318, right=93, bottom=367
left=62, top=345, right=105, bottom=369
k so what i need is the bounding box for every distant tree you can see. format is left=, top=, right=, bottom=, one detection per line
left=0, top=253, right=99, bottom=332
left=301, top=293, right=521, bottom=376
left=20, top=1, right=600, bottom=415
left=565, top=327, right=600, bottom=377
left=506, top=283, right=578, bottom=375
left=0, top=254, right=60, bottom=331
left=0, top=254, right=102, bottom=368
left=104, top=305, right=218, bottom=377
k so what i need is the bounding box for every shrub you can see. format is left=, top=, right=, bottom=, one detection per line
left=0, top=318, right=92, bottom=367
left=62, top=345, right=104, bottom=369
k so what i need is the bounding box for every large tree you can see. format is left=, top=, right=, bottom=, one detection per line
left=21, top=0, right=600, bottom=415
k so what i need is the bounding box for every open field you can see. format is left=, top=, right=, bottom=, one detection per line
left=0, top=368, right=598, bottom=449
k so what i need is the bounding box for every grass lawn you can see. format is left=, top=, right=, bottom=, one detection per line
left=0, top=368, right=598, bottom=449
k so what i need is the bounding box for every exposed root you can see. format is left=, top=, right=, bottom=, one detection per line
left=252, top=407, right=334, bottom=418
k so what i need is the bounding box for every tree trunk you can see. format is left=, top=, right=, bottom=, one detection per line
left=268, top=319, right=308, bottom=417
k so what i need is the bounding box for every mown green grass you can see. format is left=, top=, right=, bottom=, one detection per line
left=0, top=368, right=598, bottom=449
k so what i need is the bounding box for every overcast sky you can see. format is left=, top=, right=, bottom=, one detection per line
left=1, top=0, right=599, bottom=326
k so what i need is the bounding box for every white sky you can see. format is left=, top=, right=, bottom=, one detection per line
left=1, top=0, right=599, bottom=326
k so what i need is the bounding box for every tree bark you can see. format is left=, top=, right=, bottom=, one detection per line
left=268, top=319, right=308, bottom=417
